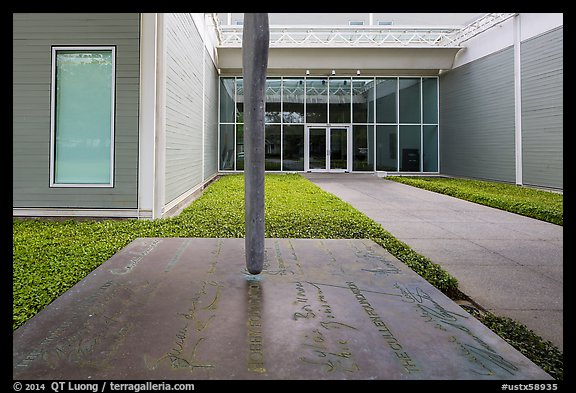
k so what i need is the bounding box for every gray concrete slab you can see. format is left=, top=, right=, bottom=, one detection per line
left=497, top=310, right=563, bottom=350
left=471, top=239, right=563, bottom=267
left=526, top=265, right=563, bottom=285
left=304, top=173, right=563, bottom=350
left=443, top=264, right=562, bottom=310
left=12, top=238, right=551, bottom=380
left=404, top=239, right=517, bottom=267
left=374, top=221, right=459, bottom=240
left=433, top=222, right=543, bottom=240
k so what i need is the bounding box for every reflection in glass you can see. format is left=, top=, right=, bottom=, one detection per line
left=330, top=128, right=348, bottom=170
left=265, top=125, right=281, bottom=170
left=399, top=125, right=421, bottom=171
left=283, top=125, right=304, bottom=171
left=423, top=125, right=438, bottom=172
left=376, top=125, right=397, bottom=171
left=309, top=128, right=326, bottom=169
left=399, top=78, right=420, bottom=124
left=329, top=78, right=351, bottom=123
left=282, top=78, right=304, bottom=123
left=422, top=78, right=438, bottom=124
left=265, top=78, right=281, bottom=123
left=352, top=79, right=374, bottom=123
left=236, top=124, right=244, bottom=170
left=219, top=124, right=235, bottom=170
left=219, top=78, right=235, bottom=123
left=306, top=78, right=327, bottom=123
left=53, top=50, right=114, bottom=184
left=236, top=78, right=244, bottom=123
left=375, top=78, right=397, bottom=124
left=353, top=125, right=374, bottom=171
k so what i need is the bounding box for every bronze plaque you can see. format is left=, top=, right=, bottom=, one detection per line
left=13, top=238, right=551, bottom=380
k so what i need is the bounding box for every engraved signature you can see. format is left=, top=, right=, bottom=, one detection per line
left=293, top=281, right=361, bottom=373
left=394, top=283, right=520, bottom=376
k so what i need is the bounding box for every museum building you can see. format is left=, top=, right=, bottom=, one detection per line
left=13, top=13, right=563, bottom=219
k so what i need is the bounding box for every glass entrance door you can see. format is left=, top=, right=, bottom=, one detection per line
left=306, top=126, right=349, bottom=172
left=308, top=127, right=327, bottom=170
left=329, top=128, right=348, bottom=171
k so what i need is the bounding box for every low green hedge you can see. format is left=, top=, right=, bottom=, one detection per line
left=388, top=176, right=563, bottom=225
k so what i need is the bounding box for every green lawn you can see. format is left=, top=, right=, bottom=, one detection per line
left=388, top=176, right=563, bottom=225
left=12, top=173, right=562, bottom=379
left=13, top=174, right=456, bottom=331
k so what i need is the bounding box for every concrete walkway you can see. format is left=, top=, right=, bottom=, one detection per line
left=304, top=173, right=563, bottom=350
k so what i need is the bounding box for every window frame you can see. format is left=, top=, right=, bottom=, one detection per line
left=49, top=45, right=116, bottom=188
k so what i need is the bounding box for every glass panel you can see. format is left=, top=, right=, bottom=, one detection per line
left=265, top=78, right=281, bottom=123
left=399, top=78, right=421, bottom=124
left=309, top=128, right=326, bottom=170
left=219, top=77, right=235, bottom=123
left=329, top=78, right=351, bottom=123
left=352, top=78, right=374, bottom=123
left=375, top=78, right=397, bottom=123
left=236, top=124, right=244, bottom=170
left=235, top=78, right=244, bottom=123
left=282, top=78, right=304, bottom=123
left=423, top=125, right=438, bottom=172
left=376, top=125, right=397, bottom=171
left=219, top=124, right=235, bottom=170
left=399, top=125, right=421, bottom=171
left=330, top=128, right=348, bottom=170
left=54, top=50, right=113, bottom=184
left=265, top=125, right=281, bottom=170
left=353, top=125, right=374, bottom=171
left=422, top=78, right=438, bottom=124
left=283, top=125, right=304, bottom=171
left=306, top=78, right=328, bottom=123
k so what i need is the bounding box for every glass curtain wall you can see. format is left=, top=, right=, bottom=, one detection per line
left=265, top=78, right=282, bottom=170
left=352, top=79, right=374, bottom=171
left=219, top=76, right=438, bottom=173
left=282, top=78, right=305, bottom=170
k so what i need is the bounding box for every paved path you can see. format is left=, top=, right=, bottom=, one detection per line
left=304, top=173, right=563, bottom=350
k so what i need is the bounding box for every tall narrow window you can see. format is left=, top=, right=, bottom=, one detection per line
left=50, top=47, right=115, bottom=186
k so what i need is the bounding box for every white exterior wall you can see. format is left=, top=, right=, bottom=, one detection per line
left=138, top=13, right=220, bottom=219
left=138, top=13, right=159, bottom=219
left=164, top=13, right=205, bottom=207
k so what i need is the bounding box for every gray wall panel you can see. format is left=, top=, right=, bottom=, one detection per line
left=521, top=27, right=563, bottom=190
left=13, top=13, right=140, bottom=208
left=439, top=47, right=516, bottom=183
left=164, top=13, right=205, bottom=205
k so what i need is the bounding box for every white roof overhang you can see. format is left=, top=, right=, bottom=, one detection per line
left=217, top=46, right=462, bottom=76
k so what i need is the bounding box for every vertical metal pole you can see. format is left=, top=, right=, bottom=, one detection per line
left=242, top=13, right=269, bottom=274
